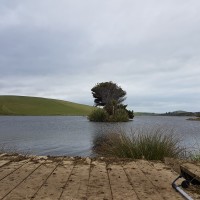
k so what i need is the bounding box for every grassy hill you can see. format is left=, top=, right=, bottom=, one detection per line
left=0, top=95, right=94, bottom=116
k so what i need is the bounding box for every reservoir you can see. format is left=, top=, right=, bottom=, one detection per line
left=0, top=116, right=200, bottom=156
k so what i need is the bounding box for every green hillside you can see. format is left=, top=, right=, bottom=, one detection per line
left=0, top=95, right=94, bottom=116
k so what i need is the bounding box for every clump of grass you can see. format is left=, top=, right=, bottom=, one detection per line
left=88, top=108, right=109, bottom=122
left=93, top=127, right=185, bottom=160
left=109, top=109, right=129, bottom=122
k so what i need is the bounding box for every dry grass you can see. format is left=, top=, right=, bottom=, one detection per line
left=93, top=127, right=185, bottom=160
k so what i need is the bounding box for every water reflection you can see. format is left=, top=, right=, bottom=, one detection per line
left=0, top=116, right=200, bottom=156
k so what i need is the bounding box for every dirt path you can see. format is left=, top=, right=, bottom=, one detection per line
left=0, top=154, right=199, bottom=200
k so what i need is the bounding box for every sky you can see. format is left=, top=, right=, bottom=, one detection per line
left=0, top=0, right=200, bottom=113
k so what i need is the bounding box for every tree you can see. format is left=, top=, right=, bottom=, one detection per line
left=91, top=82, right=126, bottom=113
left=117, top=104, right=134, bottom=119
left=91, top=82, right=126, bottom=115
left=89, top=81, right=134, bottom=122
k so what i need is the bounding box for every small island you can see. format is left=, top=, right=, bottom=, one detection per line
left=88, top=81, right=134, bottom=122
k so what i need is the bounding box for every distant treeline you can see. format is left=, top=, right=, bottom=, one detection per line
left=160, top=111, right=200, bottom=117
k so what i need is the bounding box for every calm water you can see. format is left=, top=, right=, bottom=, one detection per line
left=0, top=116, right=200, bottom=156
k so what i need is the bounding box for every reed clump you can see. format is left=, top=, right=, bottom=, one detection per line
left=93, top=127, right=185, bottom=160
left=88, top=108, right=109, bottom=122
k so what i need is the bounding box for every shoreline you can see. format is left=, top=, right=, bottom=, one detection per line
left=187, top=117, right=200, bottom=121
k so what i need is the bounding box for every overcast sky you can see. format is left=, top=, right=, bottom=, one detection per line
left=0, top=0, right=200, bottom=113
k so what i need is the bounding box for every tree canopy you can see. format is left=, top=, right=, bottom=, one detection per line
left=91, top=81, right=126, bottom=107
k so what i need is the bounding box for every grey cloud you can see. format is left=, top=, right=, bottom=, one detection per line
left=0, top=27, right=92, bottom=77
left=0, top=0, right=200, bottom=112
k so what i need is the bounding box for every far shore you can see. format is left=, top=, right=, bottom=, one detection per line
left=187, top=117, right=200, bottom=121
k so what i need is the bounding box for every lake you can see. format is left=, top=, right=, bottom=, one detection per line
left=0, top=116, right=200, bottom=157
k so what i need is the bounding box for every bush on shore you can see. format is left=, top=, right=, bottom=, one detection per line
left=93, top=127, right=185, bottom=160
left=88, top=108, right=129, bottom=122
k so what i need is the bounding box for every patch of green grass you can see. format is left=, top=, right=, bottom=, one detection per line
left=0, top=95, right=93, bottom=116
left=93, top=127, right=185, bottom=160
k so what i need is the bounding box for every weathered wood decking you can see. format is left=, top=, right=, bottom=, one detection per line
left=0, top=154, right=199, bottom=200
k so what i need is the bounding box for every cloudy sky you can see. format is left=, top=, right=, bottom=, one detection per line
left=0, top=0, right=200, bottom=113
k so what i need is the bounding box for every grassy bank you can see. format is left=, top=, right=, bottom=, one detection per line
left=0, top=95, right=94, bottom=116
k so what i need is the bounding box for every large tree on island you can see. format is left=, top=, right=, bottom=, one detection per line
left=91, top=81, right=129, bottom=116
left=89, top=81, right=134, bottom=122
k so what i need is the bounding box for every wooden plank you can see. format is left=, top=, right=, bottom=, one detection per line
left=0, top=159, right=30, bottom=181
left=0, top=156, right=198, bottom=200
left=3, top=162, right=57, bottom=200
left=154, top=161, right=198, bottom=200
left=0, top=153, right=7, bottom=157
left=136, top=160, right=183, bottom=200
left=87, top=161, right=112, bottom=200
left=181, top=163, right=200, bottom=182
left=123, top=161, right=164, bottom=200
left=0, top=160, right=10, bottom=168
left=33, top=160, right=74, bottom=200
left=0, top=161, right=41, bottom=199
left=164, top=157, right=187, bottom=174
left=108, top=164, right=139, bottom=200
left=60, top=163, right=90, bottom=200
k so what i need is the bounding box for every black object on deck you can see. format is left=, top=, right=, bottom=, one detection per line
left=172, top=165, right=200, bottom=200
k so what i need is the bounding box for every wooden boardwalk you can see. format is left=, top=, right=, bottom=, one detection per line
left=0, top=154, right=199, bottom=200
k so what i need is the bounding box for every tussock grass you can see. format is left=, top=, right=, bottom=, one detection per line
left=93, top=127, right=185, bottom=160
left=88, top=108, right=109, bottom=122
